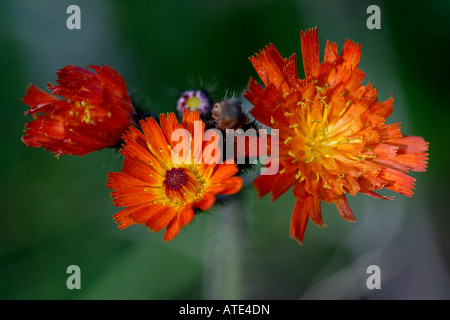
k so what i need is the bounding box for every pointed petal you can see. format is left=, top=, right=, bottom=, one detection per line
left=253, top=173, right=278, bottom=199
left=305, top=195, right=324, bottom=227
left=144, top=206, right=178, bottom=233
left=210, top=163, right=238, bottom=184
left=216, top=176, right=243, bottom=195
left=360, top=188, right=395, bottom=200
left=160, top=112, right=183, bottom=148
left=110, top=187, right=160, bottom=207
left=140, top=117, right=172, bottom=163
left=178, top=205, right=195, bottom=228
left=334, top=195, right=357, bottom=222
left=163, top=206, right=194, bottom=241
left=106, top=172, right=150, bottom=190
left=271, top=171, right=296, bottom=202
left=289, top=199, right=310, bottom=245
left=195, top=193, right=216, bottom=211
left=370, top=96, right=394, bottom=118
left=121, top=158, right=161, bottom=185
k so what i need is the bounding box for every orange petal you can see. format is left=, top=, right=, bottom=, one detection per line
left=22, top=84, right=61, bottom=115
left=121, top=158, right=161, bottom=185
left=253, top=173, right=278, bottom=199
left=112, top=203, right=169, bottom=230
left=283, top=53, right=299, bottom=89
left=249, top=43, right=290, bottom=93
left=359, top=188, right=395, bottom=200
left=217, top=176, right=243, bottom=195
left=195, top=193, right=216, bottom=211
left=388, top=136, right=429, bottom=172
left=106, top=172, right=149, bottom=190
left=339, top=38, right=362, bottom=71
left=210, top=163, right=238, bottom=184
left=372, top=158, right=410, bottom=173
left=323, top=40, right=338, bottom=64
left=128, top=204, right=163, bottom=225
left=334, top=195, right=357, bottom=222
left=139, top=117, right=171, bottom=163
left=369, top=96, right=394, bottom=118
left=289, top=199, right=310, bottom=245
left=178, top=205, right=195, bottom=228
left=163, top=206, right=194, bottom=241
left=305, top=195, right=324, bottom=227
left=160, top=112, right=184, bottom=148
left=292, top=181, right=306, bottom=199
left=378, top=123, right=402, bottom=141
left=248, top=82, right=287, bottom=128
left=300, top=27, right=320, bottom=79
left=112, top=205, right=147, bottom=229
left=181, top=109, right=202, bottom=138
left=340, top=174, right=361, bottom=197
left=245, top=78, right=277, bottom=127
left=358, top=175, right=387, bottom=191
left=110, top=187, right=160, bottom=207
left=293, top=181, right=324, bottom=227
left=371, top=143, right=399, bottom=159
left=345, top=68, right=365, bottom=92
left=271, top=171, right=296, bottom=202
left=121, top=126, right=165, bottom=174
left=144, top=206, right=178, bottom=233
left=395, top=152, right=429, bottom=172
left=378, top=167, right=416, bottom=197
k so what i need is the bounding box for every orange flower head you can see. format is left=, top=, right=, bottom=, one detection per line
left=22, top=65, right=135, bottom=156
left=106, top=109, right=243, bottom=241
left=244, top=27, right=429, bottom=244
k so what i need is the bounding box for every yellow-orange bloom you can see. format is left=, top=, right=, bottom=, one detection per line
left=107, top=109, right=243, bottom=241
left=244, top=28, right=429, bottom=244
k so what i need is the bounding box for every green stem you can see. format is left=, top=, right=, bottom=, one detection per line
left=202, top=194, right=247, bottom=299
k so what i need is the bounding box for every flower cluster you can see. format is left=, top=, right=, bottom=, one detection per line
left=21, top=27, right=428, bottom=244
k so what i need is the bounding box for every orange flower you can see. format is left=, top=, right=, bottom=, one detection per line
left=106, top=109, right=243, bottom=241
left=22, top=65, right=135, bottom=156
left=244, top=27, right=429, bottom=244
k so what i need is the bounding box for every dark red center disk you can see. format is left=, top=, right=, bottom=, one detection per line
left=163, top=167, right=188, bottom=191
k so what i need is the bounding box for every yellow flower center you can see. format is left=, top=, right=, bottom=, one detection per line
left=69, top=100, right=95, bottom=124
left=185, top=96, right=202, bottom=110
left=284, top=91, right=368, bottom=167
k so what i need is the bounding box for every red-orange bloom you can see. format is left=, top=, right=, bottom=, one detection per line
left=22, top=65, right=135, bottom=156
left=244, top=28, right=429, bottom=244
left=106, top=109, right=243, bottom=241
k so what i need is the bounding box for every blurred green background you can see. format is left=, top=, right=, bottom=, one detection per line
left=1, top=0, right=449, bottom=299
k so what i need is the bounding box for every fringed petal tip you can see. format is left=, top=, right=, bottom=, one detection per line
left=300, top=27, right=320, bottom=79
left=112, top=213, right=134, bottom=230
left=300, top=27, right=318, bottom=38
